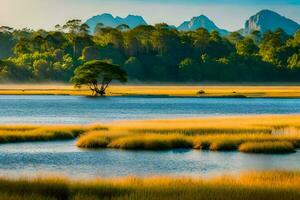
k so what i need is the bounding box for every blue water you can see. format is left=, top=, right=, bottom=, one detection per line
left=0, top=95, right=299, bottom=178
left=0, top=140, right=299, bottom=178
left=1, top=95, right=300, bottom=124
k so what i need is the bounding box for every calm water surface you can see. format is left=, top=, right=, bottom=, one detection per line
left=0, top=140, right=299, bottom=178
left=1, top=95, right=300, bottom=124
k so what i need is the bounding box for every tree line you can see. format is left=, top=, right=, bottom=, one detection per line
left=0, top=20, right=300, bottom=83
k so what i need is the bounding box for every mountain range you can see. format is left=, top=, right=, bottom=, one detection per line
left=86, top=13, right=147, bottom=33
left=86, top=10, right=300, bottom=36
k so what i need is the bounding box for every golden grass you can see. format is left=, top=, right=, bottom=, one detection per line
left=2, top=115, right=300, bottom=152
left=109, top=115, right=300, bottom=133
left=76, top=115, right=300, bottom=153
left=2, top=84, right=300, bottom=97
left=0, top=124, right=107, bottom=143
left=107, top=134, right=193, bottom=150
left=0, top=171, right=299, bottom=200
left=77, top=131, right=300, bottom=153
left=133, top=115, right=300, bottom=132
left=239, top=141, right=295, bottom=154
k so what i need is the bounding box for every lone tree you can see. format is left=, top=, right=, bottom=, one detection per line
left=71, top=60, right=127, bottom=96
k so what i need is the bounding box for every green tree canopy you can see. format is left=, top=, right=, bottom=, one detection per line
left=71, top=60, right=127, bottom=96
left=236, top=37, right=259, bottom=56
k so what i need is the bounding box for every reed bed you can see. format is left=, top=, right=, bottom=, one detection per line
left=109, top=115, right=300, bottom=135
left=239, top=141, right=295, bottom=154
left=0, top=124, right=106, bottom=143
left=2, top=115, right=300, bottom=151
left=76, top=115, right=300, bottom=153
left=77, top=130, right=300, bottom=153
left=0, top=171, right=299, bottom=200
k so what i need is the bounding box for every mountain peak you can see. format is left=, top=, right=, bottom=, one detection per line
left=194, top=15, right=209, bottom=19
left=86, top=13, right=147, bottom=33
left=178, top=15, right=228, bottom=36
left=126, top=14, right=142, bottom=19
left=258, top=9, right=278, bottom=14
left=100, top=13, right=113, bottom=17
left=244, top=9, right=300, bottom=35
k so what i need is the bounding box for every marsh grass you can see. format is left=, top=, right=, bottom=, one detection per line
left=2, top=115, right=300, bottom=150
left=76, top=115, right=300, bottom=152
left=130, top=127, right=272, bottom=135
left=77, top=130, right=300, bottom=152
left=0, top=125, right=106, bottom=143
left=106, top=134, right=193, bottom=150
left=239, top=141, right=295, bottom=154
left=110, top=115, right=300, bottom=136
left=0, top=171, right=299, bottom=200
left=209, top=140, right=240, bottom=151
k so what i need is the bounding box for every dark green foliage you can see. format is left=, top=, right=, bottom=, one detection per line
left=0, top=60, right=32, bottom=82
left=0, top=27, right=15, bottom=59
left=0, top=21, right=300, bottom=83
left=123, top=57, right=144, bottom=80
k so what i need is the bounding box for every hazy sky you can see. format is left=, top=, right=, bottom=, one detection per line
left=0, top=0, right=299, bottom=31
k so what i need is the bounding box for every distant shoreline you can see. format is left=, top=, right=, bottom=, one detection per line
left=2, top=84, right=300, bottom=98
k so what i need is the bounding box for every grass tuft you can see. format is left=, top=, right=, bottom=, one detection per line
left=107, top=135, right=192, bottom=150
left=0, top=125, right=106, bottom=143
left=239, top=141, right=296, bottom=154
left=209, top=140, right=240, bottom=151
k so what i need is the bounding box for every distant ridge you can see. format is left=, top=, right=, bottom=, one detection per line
left=177, top=15, right=229, bottom=35
left=86, top=13, right=147, bottom=33
left=243, top=9, right=300, bottom=35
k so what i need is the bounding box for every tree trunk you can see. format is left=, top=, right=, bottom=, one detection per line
left=93, top=87, right=105, bottom=96
left=89, top=80, right=111, bottom=97
left=98, top=89, right=106, bottom=96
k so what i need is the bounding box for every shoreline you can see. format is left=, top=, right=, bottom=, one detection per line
left=2, top=84, right=300, bottom=98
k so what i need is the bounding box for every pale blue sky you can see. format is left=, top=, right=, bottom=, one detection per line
left=0, top=0, right=299, bottom=31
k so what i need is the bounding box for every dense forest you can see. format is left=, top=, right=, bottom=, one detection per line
left=0, top=20, right=300, bottom=83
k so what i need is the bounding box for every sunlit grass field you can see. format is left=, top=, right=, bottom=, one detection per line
left=2, top=84, right=300, bottom=97
left=0, top=171, right=299, bottom=200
